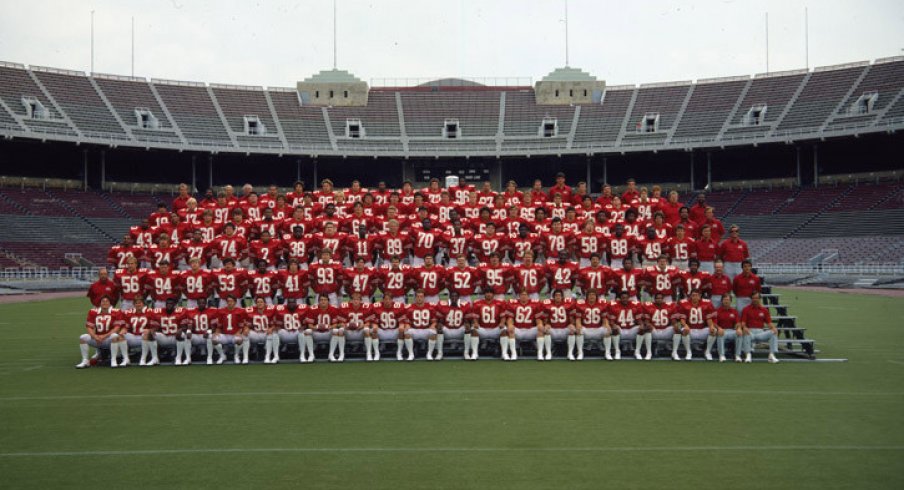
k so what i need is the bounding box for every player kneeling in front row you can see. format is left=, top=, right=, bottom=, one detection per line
left=673, top=289, right=717, bottom=361
left=77, top=295, right=125, bottom=368
left=505, top=290, right=546, bottom=361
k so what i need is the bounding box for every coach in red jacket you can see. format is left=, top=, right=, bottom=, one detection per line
left=86, top=268, right=120, bottom=307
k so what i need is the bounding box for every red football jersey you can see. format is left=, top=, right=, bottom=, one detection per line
left=341, top=302, right=371, bottom=327
left=184, top=307, right=219, bottom=335
left=575, top=231, right=606, bottom=259
left=479, top=263, right=512, bottom=295
left=667, top=236, right=696, bottom=262
left=143, top=270, right=180, bottom=302
left=247, top=306, right=276, bottom=332
left=607, top=235, right=635, bottom=260
left=472, top=233, right=507, bottom=262
left=436, top=301, right=470, bottom=328
left=645, top=302, right=675, bottom=329
left=543, top=299, right=575, bottom=328
left=368, top=301, right=408, bottom=329
left=405, top=303, right=437, bottom=329
left=248, top=239, right=283, bottom=267
left=210, top=234, right=248, bottom=261
left=411, top=266, right=446, bottom=296
left=124, top=306, right=159, bottom=335
left=471, top=299, right=508, bottom=328
left=507, top=233, right=541, bottom=262
left=441, top=229, right=474, bottom=258
left=578, top=265, right=610, bottom=293
left=545, top=261, right=579, bottom=291
left=679, top=270, right=712, bottom=296
left=146, top=244, right=180, bottom=269
left=379, top=266, right=411, bottom=298
left=608, top=300, right=645, bottom=328
left=377, top=231, right=411, bottom=260
left=574, top=299, right=608, bottom=328
left=85, top=308, right=124, bottom=334
left=308, top=260, right=344, bottom=295
left=108, top=244, right=143, bottom=268
left=313, top=232, right=348, bottom=261
left=446, top=266, right=480, bottom=296
left=217, top=306, right=247, bottom=335
left=507, top=300, right=545, bottom=328
left=674, top=299, right=716, bottom=329
left=611, top=268, right=643, bottom=298
left=411, top=228, right=443, bottom=259
left=278, top=269, right=308, bottom=300
left=543, top=231, right=574, bottom=259
left=282, top=235, right=313, bottom=264
left=345, top=234, right=379, bottom=263
left=213, top=268, right=248, bottom=300
left=115, top=268, right=147, bottom=301
left=343, top=267, right=378, bottom=297
left=180, top=269, right=214, bottom=301
left=643, top=266, right=681, bottom=297
left=180, top=239, right=209, bottom=265
left=274, top=304, right=307, bottom=331
left=246, top=269, right=279, bottom=300
left=156, top=307, right=187, bottom=335
left=306, top=305, right=342, bottom=329
left=512, top=264, right=546, bottom=294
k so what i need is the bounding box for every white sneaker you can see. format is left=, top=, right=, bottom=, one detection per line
left=329, top=355, right=337, bottom=363
left=407, top=353, right=414, bottom=362
left=768, top=354, right=779, bottom=364
left=544, top=351, right=550, bottom=361
left=634, top=351, right=642, bottom=360
left=264, top=356, right=271, bottom=364
left=435, top=352, right=442, bottom=361
left=75, top=359, right=90, bottom=369
left=217, top=355, right=225, bottom=365
left=139, top=359, right=147, bottom=367
left=241, top=358, right=249, bottom=365
left=396, top=352, right=404, bottom=361
left=111, top=359, right=119, bottom=368
left=704, top=351, right=713, bottom=361
left=503, top=351, right=510, bottom=361
left=644, top=352, right=652, bottom=361
left=605, top=352, right=613, bottom=361
left=577, top=351, right=584, bottom=361
left=373, top=351, right=380, bottom=362
left=234, top=356, right=241, bottom=365
left=672, top=353, right=681, bottom=361
left=685, top=352, right=692, bottom=361
left=719, top=355, right=726, bottom=363
left=426, top=352, right=434, bottom=361
left=745, top=353, right=752, bottom=363
left=173, top=358, right=181, bottom=366
left=121, top=358, right=130, bottom=367
left=614, top=350, right=621, bottom=360
left=537, top=352, right=544, bottom=361
left=150, top=358, right=159, bottom=366
left=206, top=357, right=213, bottom=365
left=366, top=352, right=373, bottom=362
left=567, top=352, right=575, bottom=361
left=512, top=351, right=519, bottom=361
left=337, top=352, right=344, bottom=362
left=183, top=357, right=191, bottom=366
left=471, top=352, right=478, bottom=361
left=272, top=355, right=279, bottom=364
left=734, top=355, right=742, bottom=363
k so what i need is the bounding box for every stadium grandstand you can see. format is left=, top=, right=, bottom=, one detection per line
left=0, top=56, right=902, bottom=289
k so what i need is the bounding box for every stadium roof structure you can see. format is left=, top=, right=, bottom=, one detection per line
left=0, top=57, right=902, bottom=158
left=540, top=66, right=598, bottom=82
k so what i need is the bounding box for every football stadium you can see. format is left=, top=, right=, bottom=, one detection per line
left=0, top=1, right=902, bottom=488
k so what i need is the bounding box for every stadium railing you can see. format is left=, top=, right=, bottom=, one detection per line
left=756, top=263, right=904, bottom=275
left=0, top=267, right=98, bottom=281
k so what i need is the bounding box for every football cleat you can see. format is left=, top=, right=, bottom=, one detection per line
left=567, top=352, right=575, bottom=361
left=75, top=360, right=90, bottom=369
left=768, top=354, right=780, bottom=364
left=373, top=351, right=380, bottom=361
left=719, top=355, right=726, bottom=363
left=111, top=359, right=119, bottom=368
left=644, top=352, right=652, bottom=361
left=704, top=351, right=713, bottom=361
left=605, top=352, right=613, bottom=361
left=577, top=351, right=584, bottom=361
left=634, top=351, right=642, bottom=360
left=206, top=357, right=213, bottom=365
left=435, top=352, right=442, bottom=361
left=614, top=350, right=621, bottom=360
left=139, top=359, right=147, bottom=367
left=671, top=353, right=681, bottom=361
left=241, top=358, right=249, bottom=365
left=745, top=353, right=752, bottom=363
left=685, top=352, right=692, bottom=361
left=426, top=352, right=434, bottom=361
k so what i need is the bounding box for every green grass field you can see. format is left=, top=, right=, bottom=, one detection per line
left=1, top=288, right=902, bottom=489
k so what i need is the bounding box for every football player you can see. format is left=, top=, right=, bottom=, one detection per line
left=76, top=295, right=125, bottom=369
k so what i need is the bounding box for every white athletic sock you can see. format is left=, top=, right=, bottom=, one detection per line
left=470, top=335, right=479, bottom=356
left=612, top=335, right=621, bottom=355
left=672, top=334, right=681, bottom=355
left=328, top=336, right=337, bottom=358
left=500, top=336, right=510, bottom=358
left=404, top=338, right=414, bottom=358
left=706, top=335, right=715, bottom=356
left=175, top=340, right=184, bottom=361
left=80, top=342, right=89, bottom=361
left=435, top=334, right=443, bottom=358
left=182, top=340, right=192, bottom=362
left=634, top=335, right=643, bottom=353
left=603, top=336, right=612, bottom=356
left=536, top=337, right=544, bottom=357
left=148, top=340, right=160, bottom=363
left=463, top=333, right=472, bottom=358
left=372, top=338, right=380, bottom=357
left=576, top=334, right=584, bottom=357
left=427, top=338, right=436, bottom=357
left=644, top=333, right=652, bottom=355
left=140, top=339, right=148, bottom=363
left=264, top=336, right=273, bottom=361
left=113, top=341, right=122, bottom=361
left=543, top=335, right=551, bottom=358
left=337, top=335, right=345, bottom=358
left=304, top=335, right=314, bottom=360
left=364, top=336, right=372, bottom=356
left=242, top=339, right=250, bottom=361
left=297, top=332, right=306, bottom=360
left=566, top=335, right=575, bottom=357
left=206, top=338, right=213, bottom=361
left=396, top=338, right=404, bottom=357
left=271, top=334, right=280, bottom=358
left=215, top=343, right=224, bottom=357
left=682, top=334, right=691, bottom=353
